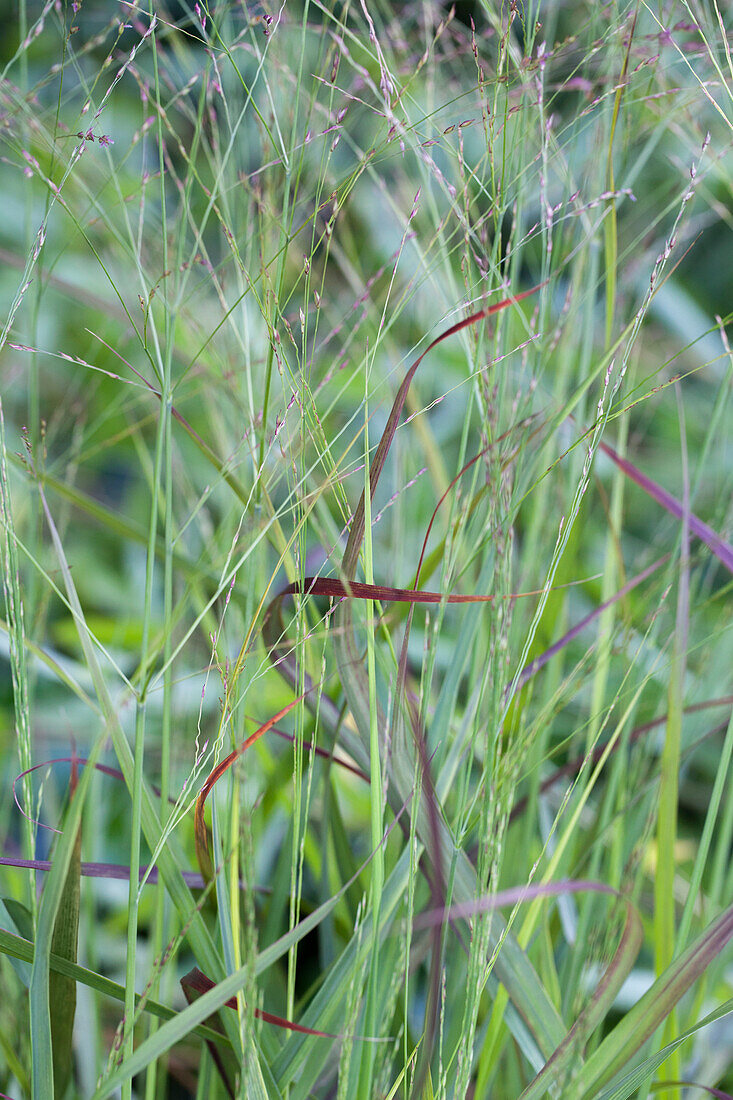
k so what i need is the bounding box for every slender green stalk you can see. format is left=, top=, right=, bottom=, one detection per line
left=653, top=388, right=690, bottom=1095
left=356, top=373, right=384, bottom=1099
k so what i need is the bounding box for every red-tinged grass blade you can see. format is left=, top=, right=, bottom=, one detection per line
left=274, top=575, right=561, bottom=606
left=261, top=563, right=567, bottom=749
left=181, top=969, right=237, bottom=1099
left=182, top=967, right=340, bottom=1038
left=598, top=1007, right=733, bottom=1100
left=260, top=548, right=563, bottom=806
left=411, top=416, right=543, bottom=590
left=194, top=696, right=306, bottom=885
left=599, top=439, right=733, bottom=575
left=413, top=443, right=498, bottom=590
left=567, top=904, right=733, bottom=1100
left=261, top=288, right=544, bottom=715
left=509, top=700, right=732, bottom=824
left=49, top=759, right=81, bottom=1099
left=342, top=283, right=546, bottom=580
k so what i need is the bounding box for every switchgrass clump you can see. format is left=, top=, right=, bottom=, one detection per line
left=0, top=2, right=732, bottom=1098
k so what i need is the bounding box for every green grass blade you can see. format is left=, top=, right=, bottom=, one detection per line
left=567, top=906, right=733, bottom=1099
left=49, top=775, right=82, bottom=1099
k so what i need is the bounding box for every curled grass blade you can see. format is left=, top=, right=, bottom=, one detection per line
left=194, top=695, right=306, bottom=885
left=567, top=905, right=733, bottom=1100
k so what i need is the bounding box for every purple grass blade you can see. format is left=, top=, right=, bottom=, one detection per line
left=414, top=877, right=618, bottom=927
left=656, top=1085, right=733, bottom=1100
left=0, top=856, right=270, bottom=893
left=509, top=711, right=730, bottom=824
left=513, top=555, right=667, bottom=695
left=600, top=440, right=733, bottom=574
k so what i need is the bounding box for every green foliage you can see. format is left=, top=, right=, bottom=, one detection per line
left=0, top=1, right=731, bottom=1098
